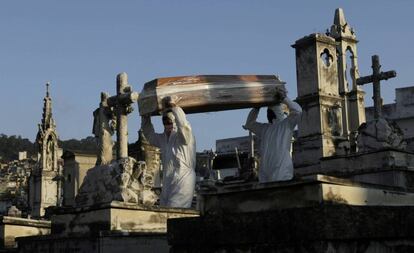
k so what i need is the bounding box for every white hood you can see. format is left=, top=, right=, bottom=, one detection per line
left=269, top=104, right=286, bottom=124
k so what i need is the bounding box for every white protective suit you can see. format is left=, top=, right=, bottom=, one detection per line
left=244, top=97, right=302, bottom=183
left=141, top=106, right=196, bottom=208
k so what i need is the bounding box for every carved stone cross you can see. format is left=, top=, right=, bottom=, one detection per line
left=357, top=55, right=396, bottom=119
left=107, top=72, right=139, bottom=159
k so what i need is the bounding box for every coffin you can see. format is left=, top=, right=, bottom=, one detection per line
left=138, top=75, right=286, bottom=116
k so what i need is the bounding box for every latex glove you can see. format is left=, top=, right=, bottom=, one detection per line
left=162, top=95, right=182, bottom=109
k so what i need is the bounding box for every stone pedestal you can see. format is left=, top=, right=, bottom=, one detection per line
left=297, top=149, right=414, bottom=191
left=197, top=174, right=414, bottom=216
left=75, top=157, right=159, bottom=207
left=17, top=201, right=198, bottom=253
left=51, top=201, right=198, bottom=236
left=0, top=216, right=50, bottom=249
left=169, top=175, right=414, bottom=252
left=169, top=205, right=414, bottom=253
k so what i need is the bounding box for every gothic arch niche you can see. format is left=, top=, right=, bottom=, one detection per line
left=320, top=48, right=333, bottom=67
left=345, top=47, right=355, bottom=91
left=44, top=133, right=56, bottom=171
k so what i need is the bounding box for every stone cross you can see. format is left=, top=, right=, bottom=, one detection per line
left=357, top=55, right=396, bottom=119
left=107, top=72, right=139, bottom=160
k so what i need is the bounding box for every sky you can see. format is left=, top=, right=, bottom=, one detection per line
left=1, top=1, right=413, bottom=151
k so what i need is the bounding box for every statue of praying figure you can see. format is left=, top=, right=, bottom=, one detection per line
left=92, top=92, right=116, bottom=165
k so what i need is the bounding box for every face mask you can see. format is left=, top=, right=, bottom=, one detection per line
left=162, top=112, right=176, bottom=132
left=163, top=111, right=175, bottom=122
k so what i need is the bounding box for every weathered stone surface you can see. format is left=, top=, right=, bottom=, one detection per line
left=136, top=130, right=162, bottom=191
left=61, top=150, right=97, bottom=207
left=168, top=206, right=414, bottom=253
left=197, top=174, right=414, bottom=216
left=294, top=149, right=414, bottom=190
left=366, top=86, right=414, bottom=152
left=75, top=157, right=158, bottom=207
left=297, top=148, right=414, bottom=174
left=49, top=201, right=198, bottom=236
left=292, top=33, right=349, bottom=169
left=0, top=216, right=50, bottom=249
left=320, top=149, right=414, bottom=173
left=357, top=118, right=406, bottom=152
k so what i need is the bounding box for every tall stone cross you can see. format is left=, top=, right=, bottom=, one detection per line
left=107, top=72, right=139, bottom=160
left=356, top=55, right=396, bottom=119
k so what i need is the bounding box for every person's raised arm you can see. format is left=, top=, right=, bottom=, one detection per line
left=141, top=115, right=162, bottom=148
left=283, top=97, right=302, bottom=129
left=162, top=96, right=193, bottom=145
left=171, top=106, right=193, bottom=145
left=243, top=107, right=266, bottom=137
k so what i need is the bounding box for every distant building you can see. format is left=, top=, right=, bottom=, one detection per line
left=61, top=150, right=97, bottom=207
left=18, top=152, right=27, bottom=161
left=0, top=156, right=35, bottom=216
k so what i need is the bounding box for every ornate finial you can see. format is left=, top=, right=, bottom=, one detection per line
left=41, top=81, right=54, bottom=130
left=333, top=8, right=347, bottom=27
left=329, top=8, right=356, bottom=40
left=46, top=82, right=50, bottom=97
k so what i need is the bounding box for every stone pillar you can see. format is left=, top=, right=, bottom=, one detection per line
left=292, top=33, right=345, bottom=172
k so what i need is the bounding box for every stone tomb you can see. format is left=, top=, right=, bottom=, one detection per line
left=17, top=202, right=197, bottom=253
left=320, top=149, right=414, bottom=190
left=0, top=216, right=50, bottom=250
left=51, top=202, right=198, bottom=236
left=169, top=205, right=414, bottom=252
left=197, top=174, right=414, bottom=216
left=169, top=156, right=414, bottom=252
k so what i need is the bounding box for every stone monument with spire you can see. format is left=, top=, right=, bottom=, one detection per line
left=29, top=82, right=63, bottom=218
left=292, top=8, right=369, bottom=172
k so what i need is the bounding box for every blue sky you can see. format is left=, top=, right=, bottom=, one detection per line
left=1, top=1, right=413, bottom=151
